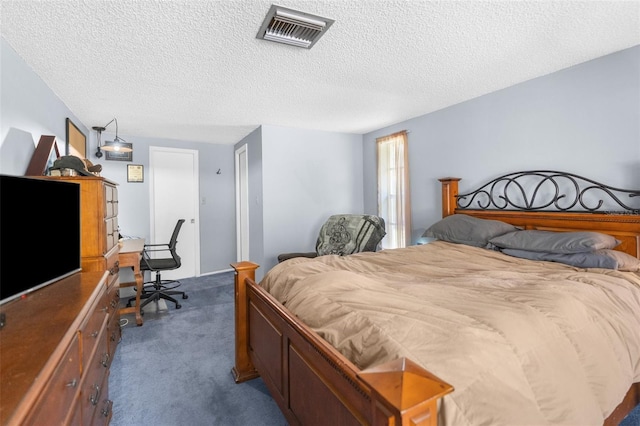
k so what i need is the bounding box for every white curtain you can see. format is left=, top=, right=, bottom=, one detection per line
left=377, top=131, right=411, bottom=249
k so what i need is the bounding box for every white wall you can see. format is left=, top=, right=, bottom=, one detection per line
left=364, top=45, right=640, bottom=243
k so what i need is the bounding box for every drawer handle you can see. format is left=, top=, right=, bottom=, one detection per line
left=89, top=384, right=101, bottom=406
left=90, top=331, right=99, bottom=338
left=101, top=352, right=110, bottom=368
left=66, top=379, right=77, bottom=388
left=109, top=260, right=120, bottom=276
left=102, top=400, right=113, bottom=417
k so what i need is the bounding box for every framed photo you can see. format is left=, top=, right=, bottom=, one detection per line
left=66, top=118, right=86, bottom=158
left=105, top=142, right=133, bottom=161
left=25, top=135, right=60, bottom=176
left=127, top=164, right=144, bottom=182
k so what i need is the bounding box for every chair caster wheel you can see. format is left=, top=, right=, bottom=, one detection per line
left=182, top=294, right=188, bottom=299
left=175, top=304, right=182, bottom=309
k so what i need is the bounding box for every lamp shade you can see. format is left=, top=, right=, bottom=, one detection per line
left=101, top=139, right=132, bottom=153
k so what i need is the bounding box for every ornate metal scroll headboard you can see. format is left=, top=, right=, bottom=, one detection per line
left=456, top=170, right=640, bottom=213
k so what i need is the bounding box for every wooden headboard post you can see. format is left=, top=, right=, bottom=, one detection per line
left=231, top=261, right=260, bottom=383
left=438, top=177, right=460, bottom=218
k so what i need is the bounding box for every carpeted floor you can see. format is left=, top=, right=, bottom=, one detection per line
left=109, top=271, right=640, bottom=426
left=622, top=405, right=640, bottom=426
left=109, top=272, right=286, bottom=426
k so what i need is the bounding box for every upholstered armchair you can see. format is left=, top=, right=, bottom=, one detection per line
left=277, top=214, right=386, bottom=263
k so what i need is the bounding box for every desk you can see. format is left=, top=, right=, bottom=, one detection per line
left=118, top=238, right=145, bottom=326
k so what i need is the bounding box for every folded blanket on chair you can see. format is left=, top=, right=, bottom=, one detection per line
left=315, top=214, right=386, bottom=256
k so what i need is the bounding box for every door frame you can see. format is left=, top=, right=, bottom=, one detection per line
left=235, top=144, right=249, bottom=262
left=149, top=146, right=201, bottom=277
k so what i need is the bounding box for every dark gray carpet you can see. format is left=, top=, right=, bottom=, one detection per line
left=622, top=405, right=640, bottom=426
left=109, top=272, right=287, bottom=426
left=109, top=272, right=640, bottom=426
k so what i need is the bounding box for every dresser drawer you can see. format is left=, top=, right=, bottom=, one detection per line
left=105, top=217, right=119, bottom=253
left=104, top=184, right=118, bottom=218
left=106, top=278, right=121, bottom=365
left=105, top=245, right=119, bottom=278
left=67, top=395, right=83, bottom=426
left=90, top=371, right=112, bottom=426
left=23, top=334, right=81, bottom=426
left=80, top=323, right=109, bottom=426
left=106, top=275, right=120, bottom=318
left=106, top=317, right=121, bottom=368
left=79, top=290, right=108, bottom=371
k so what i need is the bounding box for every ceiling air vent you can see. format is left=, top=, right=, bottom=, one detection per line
left=257, top=5, right=334, bottom=49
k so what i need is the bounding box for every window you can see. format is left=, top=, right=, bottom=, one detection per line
left=377, top=131, right=411, bottom=249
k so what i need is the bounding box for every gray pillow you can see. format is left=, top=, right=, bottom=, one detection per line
left=423, top=214, right=518, bottom=248
left=489, top=230, right=620, bottom=254
left=501, top=248, right=619, bottom=269
left=598, top=250, right=640, bottom=272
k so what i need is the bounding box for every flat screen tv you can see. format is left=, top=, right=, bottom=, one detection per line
left=0, top=175, right=81, bottom=305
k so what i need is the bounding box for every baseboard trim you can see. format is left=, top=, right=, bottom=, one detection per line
left=198, top=268, right=234, bottom=277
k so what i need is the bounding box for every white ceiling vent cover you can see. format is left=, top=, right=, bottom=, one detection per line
left=257, top=5, right=334, bottom=49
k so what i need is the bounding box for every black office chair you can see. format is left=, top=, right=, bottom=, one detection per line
left=128, top=219, right=188, bottom=310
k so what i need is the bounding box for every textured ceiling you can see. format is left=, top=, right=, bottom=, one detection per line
left=1, top=1, right=639, bottom=145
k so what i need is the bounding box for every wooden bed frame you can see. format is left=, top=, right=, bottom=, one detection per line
left=232, top=172, right=640, bottom=426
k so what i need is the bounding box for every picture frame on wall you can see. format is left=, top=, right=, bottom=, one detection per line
left=127, top=164, right=144, bottom=182
left=105, top=142, right=133, bottom=161
left=66, top=118, right=86, bottom=158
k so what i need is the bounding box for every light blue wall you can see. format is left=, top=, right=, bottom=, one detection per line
left=1, top=38, right=89, bottom=174
left=364, top=45, right=640, bottom=243
left=96, top=134, right=236, bottom=274
left=1, top=37, right=236, bottom=275
left=262, top=125, right=364, bottom=272
left=236, top=125, right=364, bottom=277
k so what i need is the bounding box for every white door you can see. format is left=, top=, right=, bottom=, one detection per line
left=149, top=147, right=200, bottom=280
left=235, top=145, right=249, bottom=261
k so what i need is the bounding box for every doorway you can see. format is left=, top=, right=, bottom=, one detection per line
left=235, top=144, right=249, bottom=261
left=149, top=146, right=200, bottom=280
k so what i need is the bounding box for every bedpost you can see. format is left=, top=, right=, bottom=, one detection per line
left=359, top=358, right=454, bottom=426
left=439, top=177, right=461, bottom=218
left=231, top=261, right=260, bottom=383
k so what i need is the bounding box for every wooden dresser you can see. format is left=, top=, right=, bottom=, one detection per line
left=46, top=176, right=122, bottom=362
left=0, top=176, right=122, bottom=425
left=0, top=272, right=114, bottom=425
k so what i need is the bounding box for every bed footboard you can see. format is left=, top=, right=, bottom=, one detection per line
left=231, top=262, right=453, bottom=426
left=231, top=261, right=261, bottom=383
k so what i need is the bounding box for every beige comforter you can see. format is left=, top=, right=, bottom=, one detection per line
left=261, top=241, right=640, bottom=426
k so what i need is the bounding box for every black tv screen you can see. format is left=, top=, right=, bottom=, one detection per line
left=0, top=175, right=81, bottom=305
